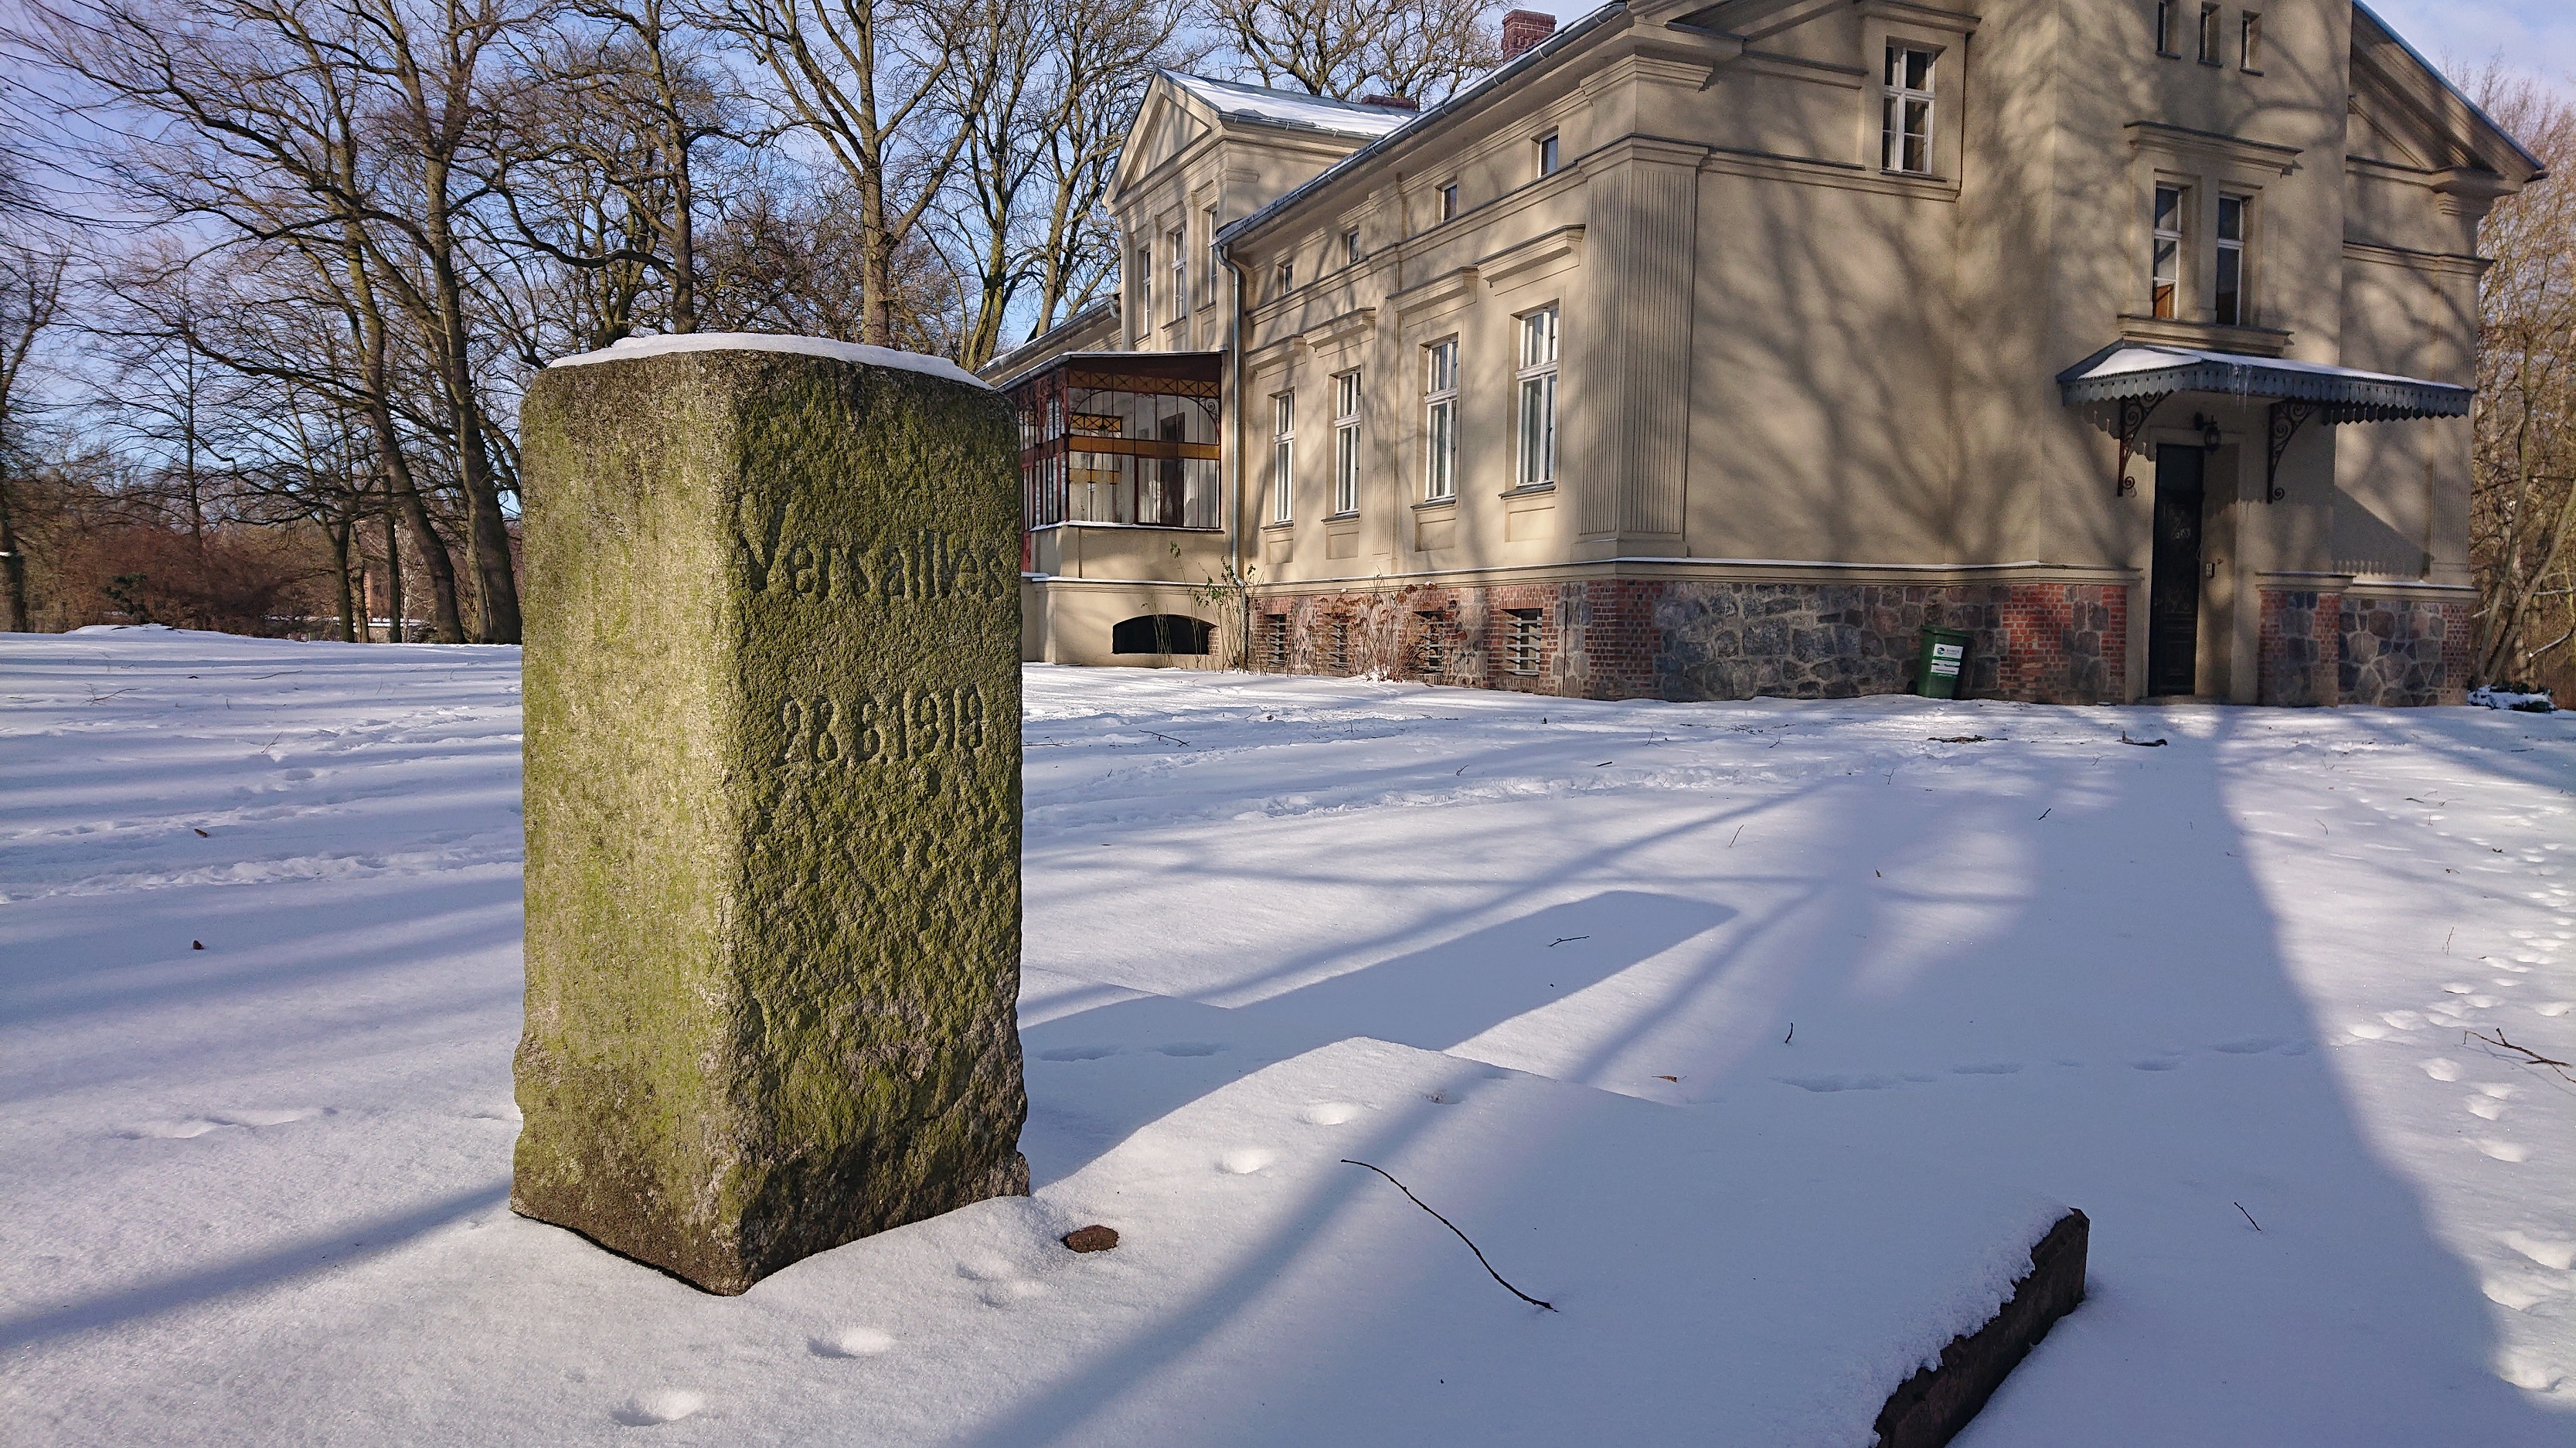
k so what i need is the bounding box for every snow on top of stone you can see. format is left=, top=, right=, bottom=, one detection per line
left=550, top=332, right=989, bottom=389
left=1164, top=72, right=1417, bottom=137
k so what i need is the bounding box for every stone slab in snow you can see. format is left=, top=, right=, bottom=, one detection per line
left=512, top=342, right=1028, bottom=1294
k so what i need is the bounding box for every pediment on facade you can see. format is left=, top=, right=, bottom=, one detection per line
left=1111, top=81, right=1216, bottom=201
left=2346, top=4, right=2542, bottom=185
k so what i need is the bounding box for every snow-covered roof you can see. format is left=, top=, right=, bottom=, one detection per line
left=1163, top=72, right=1419, bottom=138
left=550, top=332, right=989, bottom=390
left=1217, top=5, right=1625, bottom=246
left=2056, top=342, right=2469, bottom=418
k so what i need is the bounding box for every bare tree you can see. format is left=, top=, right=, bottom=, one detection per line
left=2470, top=75, right=2576, bottom=692
left=1210, top=0, right=1499, bottom=103
left=706, top=0, right=1001, bottom=345
left=0, top=236, right=66, bottom=630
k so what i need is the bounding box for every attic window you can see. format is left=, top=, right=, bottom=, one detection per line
left=2240, top=12, right=2262, bottom=73
left=1536, top=132, right=1560, bottom=178
left=1342, top=228, right=1360, bottom=266
left=1438, top=182, right=1458, bottom=222
left=2154, top=1, right=2179, bottom=56
left=1277, top=260, right=1294, bottom=295
left=2197, top=3, right=2221, bottom=65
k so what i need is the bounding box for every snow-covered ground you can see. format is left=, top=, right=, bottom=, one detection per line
left=4, top=628, right=2573, bottom=1445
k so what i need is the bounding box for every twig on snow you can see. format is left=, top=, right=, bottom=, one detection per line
left=1342, top=1159, right=1555, bottom=1311
left=1547, top=936, right=1589, bottom=947
left=2234, top=1202, right=2262, bottom=1232
left=2118, top=732, right=2167, bottom=747
left=2464, top=1028, right=2576, bottom=1084
left=1142, top=730, right=1191, bottom=747
left=1783, top=1021, right=1795, bottom=1044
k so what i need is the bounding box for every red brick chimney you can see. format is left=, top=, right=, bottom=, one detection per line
left=1360, top=93, right=1420, bottom=110
left=1502, top=9, right=1556, bottom=62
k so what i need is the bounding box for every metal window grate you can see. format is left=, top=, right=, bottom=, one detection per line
left=1328, top=616, right=1353, bottom=674
left=1264, top=614, right=1289, bottom=671
left=1505, top=609, right=1542, bottom=675
left=1414, top=611, right=1448, bottom=676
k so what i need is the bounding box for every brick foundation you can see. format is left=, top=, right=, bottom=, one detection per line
left=2257, top=589, right=2341, bottom=706
left=1254, top=577, right=2128, bottom=705
left=2339, top=593, right=2472, bottom=706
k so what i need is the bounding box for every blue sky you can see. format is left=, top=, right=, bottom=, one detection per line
left=1512, top=1, right=2576, bottom=96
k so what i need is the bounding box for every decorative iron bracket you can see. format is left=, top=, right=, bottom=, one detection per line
left=2265, top=399, right=2315, bottom=503
left=2113, top=393, right=2169, bottom=496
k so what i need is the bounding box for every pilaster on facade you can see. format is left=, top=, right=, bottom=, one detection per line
left=1574, top=137, right=1703, bottom=548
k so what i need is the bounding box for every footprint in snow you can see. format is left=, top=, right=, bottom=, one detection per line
left=1300, top=1101, right=1361, bottom=1125
left=2537, top=1002, right=2573, bottom=1018
left=610, top=1389, right=704, bottom=1426
left=1038, top=1045, right=1119, bottom=1062
left=117, top=1107, right=322, bottom=1138
left=2421, top=1059, right=2464, bottom=1081
left=1153, top=1042, right=1222, bottom=1057
left=2475, top=1139, right=2533, bottom=1164
left=1780, top=1074, right=1904, bottom=1093
left=2503, top=1232, right=2576, bottom=1271
left=810, top=1327, right=895, bottom=1358
left=1217, top=1148, right=1276, bottom=1174
left=2211, top=1035, right=2295, bottom=1055
left=2129, top=1054, right=2186, bottom=1072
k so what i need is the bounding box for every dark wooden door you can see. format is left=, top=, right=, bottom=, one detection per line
left=2148, top=444, right=2205, bottom=697
left=1152, top=416, right=1186, bottom=527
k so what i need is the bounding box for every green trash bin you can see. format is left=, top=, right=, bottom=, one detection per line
left=1916, top=627, right=1972, bottom=699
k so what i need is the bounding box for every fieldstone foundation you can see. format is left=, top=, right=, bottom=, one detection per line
left=514, top=340, right=1029, bottom=1295
left=1255, top=579, right=2127, bottom=704
left=2340, top=593, right=2473, bottom=706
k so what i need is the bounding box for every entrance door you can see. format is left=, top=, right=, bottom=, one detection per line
left=2148, top=444, right=2206, bottom=697
left=1152, top=416, right=1187, bottom=528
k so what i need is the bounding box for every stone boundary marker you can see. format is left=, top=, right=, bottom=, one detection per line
left=512, top=334, right=1029, bottom=1296
left=1873, top=1208, right=2089, bottom=1447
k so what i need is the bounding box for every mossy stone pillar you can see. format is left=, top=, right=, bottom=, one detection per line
left=512, top=335, right=1028, bottom=1296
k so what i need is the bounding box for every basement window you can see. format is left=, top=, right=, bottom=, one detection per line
left=1264, top=614, right=1290, bottom=671
left=1506, top=609, right=1542, bottom=675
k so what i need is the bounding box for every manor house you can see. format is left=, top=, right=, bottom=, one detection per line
left=987, top=0, right=2540, bottom=705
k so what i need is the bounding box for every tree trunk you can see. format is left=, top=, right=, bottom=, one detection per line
left=328, top=512, right=357, bottom=641
left=383, top=495, right=404, bottom=643
left=0, top=474, right=28, bottom=632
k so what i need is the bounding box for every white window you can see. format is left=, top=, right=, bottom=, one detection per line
left=1438, top=182, right=1458, bottom=222
left=1536, top=132, right=1560, bottom=178
left=2152, top=183, right=2184, bottom=319
left=2155, top=0, right=2178, bottom=56
left=1505, top=609, right=1542, bottom=675
left=1271, top=392, right=1295, bottom=523
left=1136, top=245, right=1152, bottom=335
left=2240, top=12, right=2261, bottom=71
left=2197, top=2, right=2220, bottom=64
left=1169, top=227, right=1186, bottom=320
left=1423, top=338, right=1458, bottom=501
left=1881, top=44, right=1935, bottom=175
left=1332, top=369, right=1362, bottom=515
left=1342, top=228, right=1360, bottom=267
left=2214, top=193, right=2247, bottom=325
left=1516, top=306, right=1558, bottom=488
